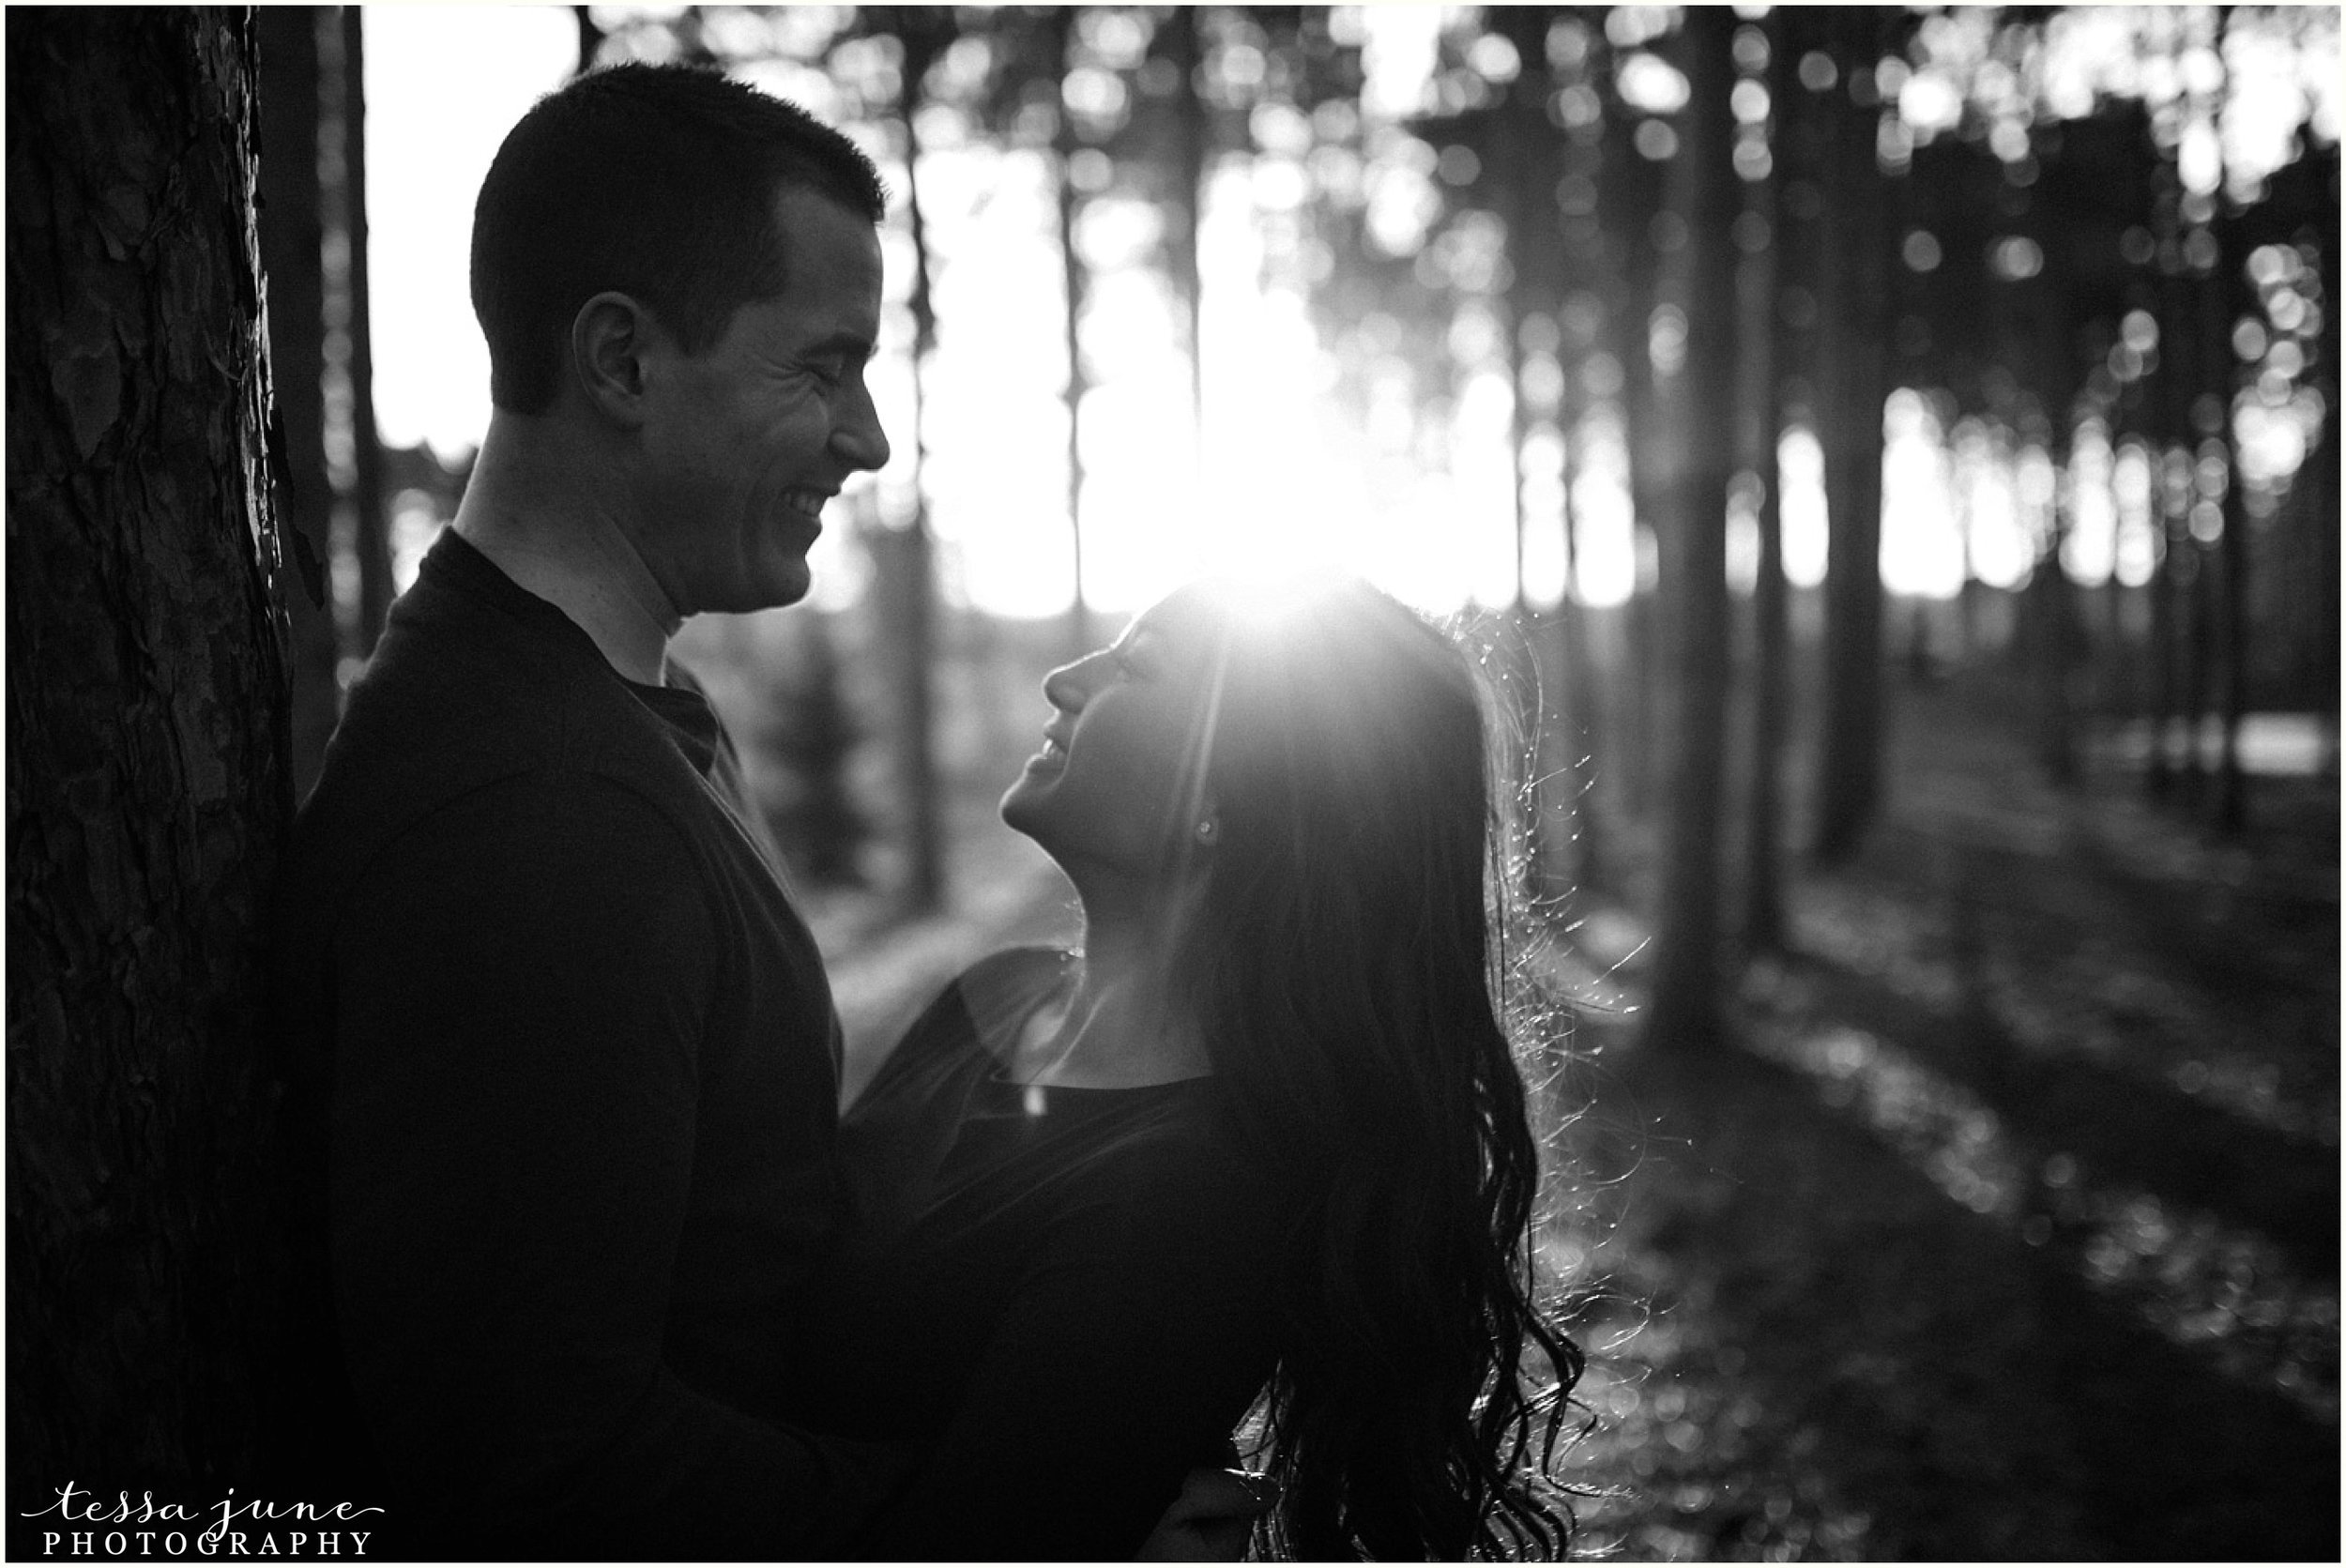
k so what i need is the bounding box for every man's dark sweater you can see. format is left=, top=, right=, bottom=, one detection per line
left=272, top=531, right=891, bottom=1558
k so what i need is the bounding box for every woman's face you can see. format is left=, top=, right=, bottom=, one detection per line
left=999, top=588, right=1228, bottom=886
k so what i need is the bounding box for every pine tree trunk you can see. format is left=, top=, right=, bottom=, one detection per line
left=335, top=8, right=393, bottom=655
left=2014, top=114, right=2085, bottom=795
left=1487, top=21, right=1577, bottom=905
left=1052, top=8, right=1092, bottom=662
left=1811, top=11, right=1892, bottom=863
left=256, top=5, right=340, bottom=799
left=891, top=17, right=951, bottom=913
left=2319, top=204, right=2341, bottom=777
left=1639, top=9, right=1740, bottom=1051
left=2148, top=146, right=2196, bottom=800
left=6, top=5, right=293, bottom=1525
left=2206, top=68, right=2249, bottom=832
left=1598, top=54, right=1666, bottom=824
left=1161, top=8, right=1208, bottom=437
left=1551, top=47, right=1610, bottom=895
left=1742, top=11, right=1791, bottom=956
left=573, top=6, right=604, bottom=74
left=1552, top=336, right=1604, bottom=895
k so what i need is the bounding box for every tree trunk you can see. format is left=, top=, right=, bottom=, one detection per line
left=1052, top=8, right=1092, bottom=662
left=1639, top=9, right=1739, bottom=1051
left=2019, top=118, right=2087, bottom=796
left=2319, top=201, right=2342, bottom=778
left=573, top=5, right=604, bottom=75
left=333, top=7, right=392, bottom=655
left=1485, top=13, right=1578, bottom=906
left=1550, top=44, right=1610, bottom=896
left=2204, top=45, right=2249, bottom=832
left=6, top=6, right=293, bottom=1528
left=1742, top=10, right=1791, bottom=956
left=256, top=6, right=339, bottom=799
left=2148, top=147, right=2196, bottom=800
left=1161, top=7, right=1208, bottom=437
left=2182, top=525, right=2216, bottom=802
left=1810, top=10, right=1892, bottom=863
left=1597, top=47, right=1666, bottom=824
left=891, top=19, right=951, bottom=913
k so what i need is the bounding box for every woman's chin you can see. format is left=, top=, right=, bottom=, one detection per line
left=1003, top=786, right=1086, bottom=877
left=998, top=779, right=1046, bottom=841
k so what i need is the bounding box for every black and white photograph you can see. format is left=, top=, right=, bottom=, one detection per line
left=8, top=5, right=2339, bottom=1561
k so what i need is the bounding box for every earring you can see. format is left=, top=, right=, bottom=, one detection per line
left=1195, top=818, right=1218, bottom=845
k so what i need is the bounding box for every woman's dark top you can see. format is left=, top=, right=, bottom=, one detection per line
left=780, top=947, right=1294, bottom=1560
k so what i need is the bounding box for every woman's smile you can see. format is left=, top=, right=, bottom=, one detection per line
left=1025, top=738, right=1068, bottom=774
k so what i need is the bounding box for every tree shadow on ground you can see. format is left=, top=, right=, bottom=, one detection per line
left=1555, top=682, right=2339, bottom=1561
left=1563, top=1039, right=2339, bottom=1561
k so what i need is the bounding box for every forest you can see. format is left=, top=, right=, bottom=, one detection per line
left=8, top=5, right=2338, bottom=1560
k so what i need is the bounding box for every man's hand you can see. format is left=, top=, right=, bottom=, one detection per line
left=1134, top=1467, right=1278, bottom=1561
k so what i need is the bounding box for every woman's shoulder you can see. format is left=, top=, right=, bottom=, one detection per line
left=951, top=946, right=1075, bottom=1060
left=851, top=947, right=1071, bottom=1110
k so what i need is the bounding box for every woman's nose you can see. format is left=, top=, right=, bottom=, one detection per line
left=1042, top=659, right=1087, bottom=714
left=1041, top=647, right=1112, bottom=712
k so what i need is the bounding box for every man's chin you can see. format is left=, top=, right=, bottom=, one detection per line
left=720, top=562, right=812, bottom=614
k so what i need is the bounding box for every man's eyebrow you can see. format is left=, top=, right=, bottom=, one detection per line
left=800, top=329, right=875, bottom=360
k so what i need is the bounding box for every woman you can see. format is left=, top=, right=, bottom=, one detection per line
left=781, top=577, right=1581, bottom=1559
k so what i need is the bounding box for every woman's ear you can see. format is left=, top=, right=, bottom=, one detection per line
left=570, top=291, right=653, bottom=427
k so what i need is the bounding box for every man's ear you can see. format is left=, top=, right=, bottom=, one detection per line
left=570, top=292, right=655, bottom=427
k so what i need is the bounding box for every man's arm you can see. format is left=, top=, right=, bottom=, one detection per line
left=328, top=771, right=894, bottom=1558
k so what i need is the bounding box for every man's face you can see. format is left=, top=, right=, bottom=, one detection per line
left=629, top=185, right=888, bottom=617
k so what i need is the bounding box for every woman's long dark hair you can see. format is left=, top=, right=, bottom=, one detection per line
left=1163, top=579, right=1582, bottom=1560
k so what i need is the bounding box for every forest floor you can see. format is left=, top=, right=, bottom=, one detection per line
left=1550, top=675, right=2340, bottom=1561
left=811, top=670, right=2339, bottom=1561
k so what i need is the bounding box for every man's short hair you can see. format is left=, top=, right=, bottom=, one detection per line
left=471, top=63, right=886, bottom=415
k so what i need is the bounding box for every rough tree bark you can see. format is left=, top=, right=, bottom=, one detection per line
left=255, top=5, right=339, bottom=799
left=7, top=4, right=293, bottom=1526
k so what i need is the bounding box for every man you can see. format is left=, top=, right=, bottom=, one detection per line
left=271, top=63, right=894, bottom=1559
left=272, top=64, right=1261, bottom=1560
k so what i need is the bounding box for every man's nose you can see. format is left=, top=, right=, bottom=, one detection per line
left=831, top=379, right=890, bottom=474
